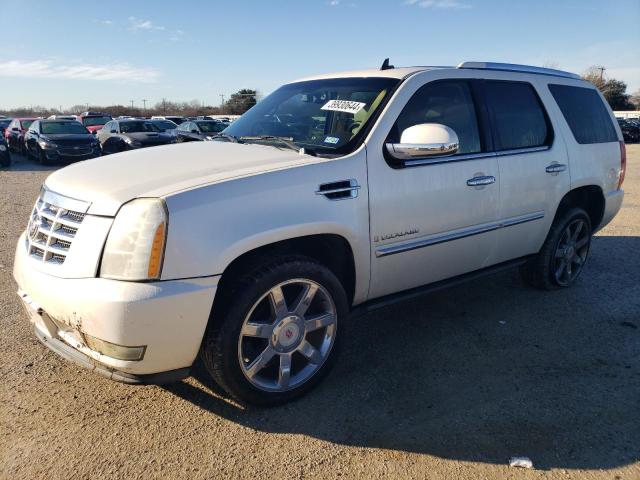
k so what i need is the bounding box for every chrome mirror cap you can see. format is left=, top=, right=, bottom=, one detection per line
left=386, top=123, right=459, bottom=160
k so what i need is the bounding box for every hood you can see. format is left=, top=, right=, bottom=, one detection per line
left=44, top=141, right=318, bottom=216
left=42, top=133, right=95, bottom=143
left=125, top=131, right=173, bottom=143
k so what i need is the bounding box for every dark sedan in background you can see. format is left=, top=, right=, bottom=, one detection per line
left=174, top=120, right=227, bottom=142
left=5, top=117, right=36, bottom=154
left=0, top=135, right=11, bottom=167
left=97, top=119, right=175, bottom=154
left=0, top=118, right=12, bottom=137
left=24, top=120, right=101, bottom=164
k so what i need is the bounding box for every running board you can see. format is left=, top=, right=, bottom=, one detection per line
left=350, top=256, right=531, bottom=318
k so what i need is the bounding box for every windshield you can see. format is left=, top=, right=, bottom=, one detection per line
left=153, top=120, right=177, bottom=131
left=120, top=121, right=161, bottom=133
left=82, top=116, right=111, bottom=127
left=21, top=120, right=34, bottom=129
left=41, top=122, right=89, bottom=135
left=224, top=77, right=398, bottom=153
left=197, top=121, right=226, bottom=133
left=0, top=120, right=10, bottom=129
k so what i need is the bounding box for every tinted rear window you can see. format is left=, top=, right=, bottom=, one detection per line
left=548, top=84, right=617, bottom=144
left=484, top=81, right=551, bottom=151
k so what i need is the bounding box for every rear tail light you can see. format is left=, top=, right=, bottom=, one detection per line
left=618, top=140, right=626, bottom=189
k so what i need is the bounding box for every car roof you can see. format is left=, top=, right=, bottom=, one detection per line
left=292, top=66, right=435, bottom=83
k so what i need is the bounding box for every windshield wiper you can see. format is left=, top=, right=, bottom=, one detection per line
left=238, top=135, right=315, bottom=156
left=208, top=133, right=239, bottom=142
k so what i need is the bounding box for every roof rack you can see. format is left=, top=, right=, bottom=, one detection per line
left=457, top=62, right=581, bottom=80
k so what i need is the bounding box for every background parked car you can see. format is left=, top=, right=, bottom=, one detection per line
left=150, top=119, right=178, bottom=132
left=174, top=120, right=227, bottom=142
left=0, top=118, right=12, bottom=137
left=24, top=119, right=101, bottom=165
left=97, top=119, right=176, bottom=154
left=47, top=115, right=78, bottom=120
left=151, top=115, right=184, bottom=124
left=617, top=118, right=640, bottom=143
left=5, top=118, right=36, bottom=154
left=76, top=111, right=112, bottom=134
left=0, top=135, right=11, bottom=167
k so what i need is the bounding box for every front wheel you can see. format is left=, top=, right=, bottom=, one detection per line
left=520, top=207, right=592, bottom=290
left=201, top=256, right=348, bottom=406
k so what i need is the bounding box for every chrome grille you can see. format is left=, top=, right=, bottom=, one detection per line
left=25, top=193, right=86, bottom=264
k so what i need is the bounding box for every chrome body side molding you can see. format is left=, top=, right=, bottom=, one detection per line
left=375, top=211, right=545, bottom=257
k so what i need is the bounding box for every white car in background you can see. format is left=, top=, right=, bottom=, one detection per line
left=14, top=61, right=625, bottom=405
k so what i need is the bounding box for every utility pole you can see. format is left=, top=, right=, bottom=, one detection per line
left=142, top=99, right=147, bottom=111
left=86, top=103, right=89, bottom=111
left=162, top=98, right=166, bottom=114
left=220, top=94, right=225, bottom=113
left=596, top=66, right=606, bottom=82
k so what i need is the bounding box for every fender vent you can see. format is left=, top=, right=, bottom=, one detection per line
left=315, top=179, right=361, bottom=201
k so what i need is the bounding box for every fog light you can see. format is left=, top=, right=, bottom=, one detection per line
left=84, top=334, right=146, bottom=361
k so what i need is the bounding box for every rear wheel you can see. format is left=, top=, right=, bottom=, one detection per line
left=201, top=256, right=347, bottom=406
left=520, top=207, right=592, bottom=290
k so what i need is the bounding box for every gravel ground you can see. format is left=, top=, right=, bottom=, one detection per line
left=1, top=147, right=639, bottom=480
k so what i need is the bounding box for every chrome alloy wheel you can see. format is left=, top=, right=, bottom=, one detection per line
left=553, top=218, right=590, bottom=286
left=237, top=279, right=337, bottom=392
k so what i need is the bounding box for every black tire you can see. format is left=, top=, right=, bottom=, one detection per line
left=0, top=155, right=10, bottom=167
left=520, top=207, right=592, bottom=290
left=37, top=147, right=49, bottom=165
left=201, top=255, right=348, bottom=406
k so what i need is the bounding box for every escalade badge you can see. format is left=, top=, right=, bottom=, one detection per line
left=373, top=228, right=419, bottom=243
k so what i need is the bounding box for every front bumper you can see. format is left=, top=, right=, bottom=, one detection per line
left=14, top=236, right=219, bottom=379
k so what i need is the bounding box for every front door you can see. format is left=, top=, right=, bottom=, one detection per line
left=367, top=78, right=501, bottom=299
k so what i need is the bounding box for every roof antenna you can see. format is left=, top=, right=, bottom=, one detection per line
left=380, top=58, right=394, bottom=71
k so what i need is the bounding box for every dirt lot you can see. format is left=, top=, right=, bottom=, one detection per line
left=1, top=146, right=639, bottom=480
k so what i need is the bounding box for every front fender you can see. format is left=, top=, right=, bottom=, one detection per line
left=161, top=150, right=370, bottom=304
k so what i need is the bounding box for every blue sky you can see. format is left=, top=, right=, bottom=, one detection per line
left=0, top=0, right=638, bottom=110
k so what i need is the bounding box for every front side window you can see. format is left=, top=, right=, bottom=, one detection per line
left=548, top=84, right=617, bottom=144
left=484, top=81, right=551, bottom=150
left=390, top=80, right=481, bottom=155
left=224, top=77, right=399, bottom=154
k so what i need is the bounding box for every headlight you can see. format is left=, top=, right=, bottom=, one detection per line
left=124, top=137, right=142, bottom=148
left=38, top=139, right=57, bottom=149
left=0, top=144, right=6, bottom=151
left=100, top=198, right=168, bottom=281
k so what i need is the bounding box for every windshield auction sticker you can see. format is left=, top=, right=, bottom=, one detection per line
left=321, top=100, right=366, bottom=115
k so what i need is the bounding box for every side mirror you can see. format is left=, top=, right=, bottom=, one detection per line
left=110, top=129, right=117, bottom=133
left=12, top=127, right=20, bottom=132
left=385, top=123, right=459, bottom=160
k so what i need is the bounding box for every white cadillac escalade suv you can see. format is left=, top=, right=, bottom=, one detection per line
left=14, top=61, right=625, bottom=405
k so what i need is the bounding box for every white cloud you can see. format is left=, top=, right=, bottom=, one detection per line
left=329, top=0, right=340, bottom=5
left=0, top=59, right=160, bottom=84
left=128, top=16, right=165, bottom=31
left=101, top=20, right=113, bottom=25
left=405, top=0, right=471, bottom=9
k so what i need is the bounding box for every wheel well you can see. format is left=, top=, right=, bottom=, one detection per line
left=555, top=186, right=605, bottom=230
left=216, top=234, right=357, bottom=307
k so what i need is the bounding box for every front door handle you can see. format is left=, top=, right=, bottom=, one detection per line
left=546, top=163, right=567, bottom=174
left=466, top=175, right=496, bottom=187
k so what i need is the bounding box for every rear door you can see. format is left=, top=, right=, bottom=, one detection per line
left=482, top=79, right=570, bottom=264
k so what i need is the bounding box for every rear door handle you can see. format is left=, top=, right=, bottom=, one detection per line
left=466, top=175, right=496, bottom=187
left=546, top=163, right=567, bottom=174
